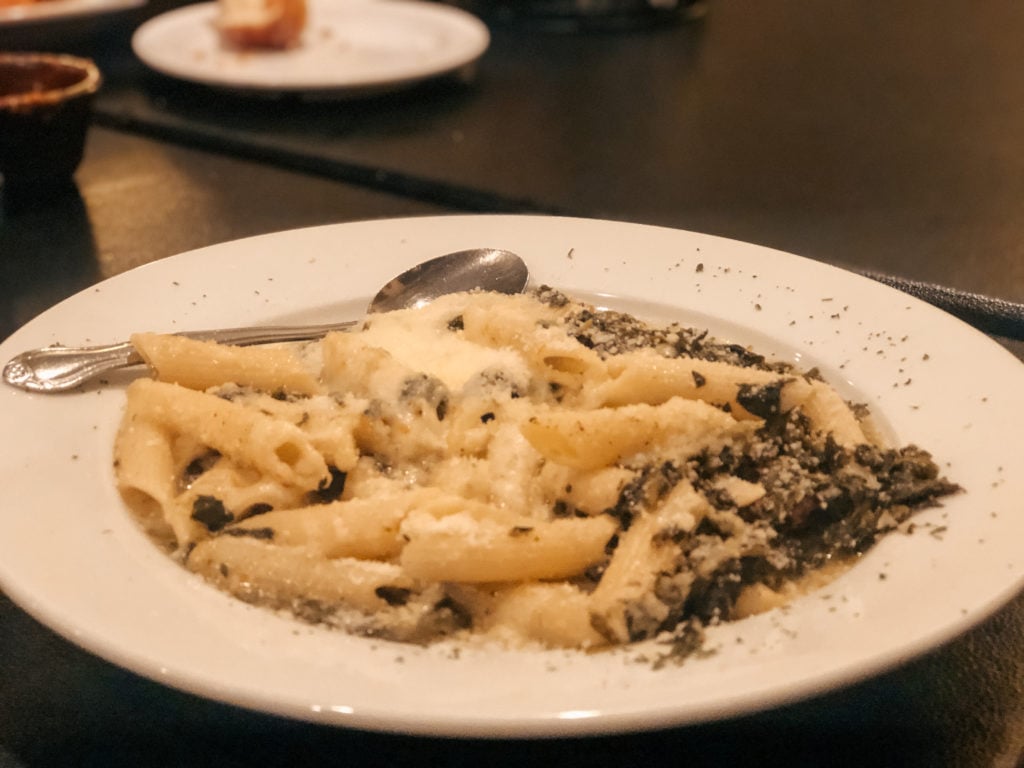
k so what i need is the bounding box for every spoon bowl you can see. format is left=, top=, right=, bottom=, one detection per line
left=3, top=247, right=528, bottom=393
left=370, top=248, right=529, bottom=313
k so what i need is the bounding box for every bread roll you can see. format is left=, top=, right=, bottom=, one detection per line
left=218, top=0, right=307, bottom=50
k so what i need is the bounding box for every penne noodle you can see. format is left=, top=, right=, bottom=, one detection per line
left=226, top=488, right=444, bottom=560
left=399, top=512, right=616, bottom=583
left=520, top=396, right=756, bottom=471
left=124, top=378, right=329, bottom=489
left=132, top=332, right=320, bottom=395
left=188, top=535, right=413, bottom=613
left=482, top=582, right=606, bottom=649
left=589, top=481, right=709, bottom=643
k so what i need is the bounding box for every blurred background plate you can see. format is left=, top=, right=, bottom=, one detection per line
left=0, top=0, right=145, bottom=27
left=131, top=0, right=490, bottom=97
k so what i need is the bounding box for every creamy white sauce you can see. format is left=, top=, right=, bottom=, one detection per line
left=360, top=295, right=531, bottom=392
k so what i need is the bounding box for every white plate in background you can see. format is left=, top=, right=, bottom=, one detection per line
left=131, top=0, right=490, bottom=96
left=0, top=0, right=143, bottom=26
left=0, top=214, right=1022, bottom=736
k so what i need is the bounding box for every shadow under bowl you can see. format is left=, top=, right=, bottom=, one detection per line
left=0, top=52, right=102, bottom=192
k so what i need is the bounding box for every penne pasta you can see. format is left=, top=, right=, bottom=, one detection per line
left=124, top=378, right=329, bottom=489
left=482, top=582, right=606, bottom=649
left=589, top=481, right=709, bottom=643
left=132, top=332, right=320, bottom=395
left=399, top=511, right=616, bottom=583
left=188, top=535, right=413, bottom=613
left=226, top=488, right=444, bottom=560
left=519, top=396, right=756, bottom=471
left=114, top=287, right=957, bottom=655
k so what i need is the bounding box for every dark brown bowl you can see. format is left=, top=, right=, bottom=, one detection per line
left=0, top=52, right=102, bottom=191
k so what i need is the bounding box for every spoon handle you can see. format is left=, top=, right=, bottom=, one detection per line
left=2, top=320, right=360, bottom=394
left=169, top=321, right=359, bottom=346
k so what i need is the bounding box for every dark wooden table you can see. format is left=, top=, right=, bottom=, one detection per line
left=2, top=1, right=1024, bottom=766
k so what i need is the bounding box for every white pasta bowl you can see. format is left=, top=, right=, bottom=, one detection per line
left=0, top=214, right=1021, bottom=736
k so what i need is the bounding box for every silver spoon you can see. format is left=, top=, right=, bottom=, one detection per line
left=3, top=248, right=529, bottom=394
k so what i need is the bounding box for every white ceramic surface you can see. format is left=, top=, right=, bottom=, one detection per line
left=0, top=0, right=143, bottom=26
left=131, top=0, right=490, bottom=96
left=1, top=215, right=1022, bottom=737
